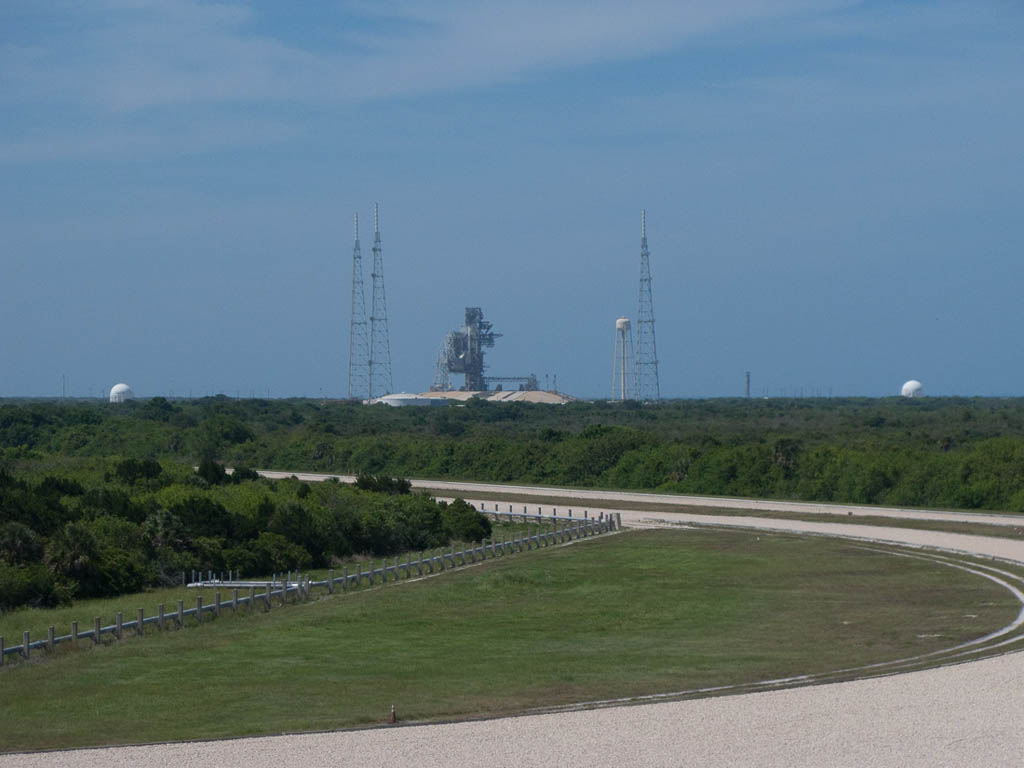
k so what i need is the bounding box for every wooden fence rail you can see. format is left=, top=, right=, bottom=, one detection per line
left=0, top=508, right=619, bottom=666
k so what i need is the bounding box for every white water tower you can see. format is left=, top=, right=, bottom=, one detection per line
left=612, top=317, right=633, bottom=400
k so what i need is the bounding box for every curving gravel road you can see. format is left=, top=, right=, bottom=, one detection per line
left=4, top=482, right=1023, bottom=768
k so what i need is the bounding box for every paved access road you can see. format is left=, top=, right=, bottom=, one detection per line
left=5, top=478, right=1023, bottom=768
left=258, top=470, right=1024, bottom=529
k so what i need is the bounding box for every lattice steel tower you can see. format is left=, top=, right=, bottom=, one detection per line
left=347, top=213, right=370, bottom=400
left=634, top=210, right=660, bottom=400
left=368, top=203, right=393, bottom=398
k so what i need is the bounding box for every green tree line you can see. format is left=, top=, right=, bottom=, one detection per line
left=0, top=457, right=489, bottom=612
left=3, top=395, right=1024, bottom=548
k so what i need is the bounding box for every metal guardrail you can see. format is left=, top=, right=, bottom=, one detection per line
left=0, top=509, right=620, bottom=665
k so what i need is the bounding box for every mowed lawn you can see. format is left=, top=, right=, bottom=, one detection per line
left=0, top=529, right=1017, bottom=752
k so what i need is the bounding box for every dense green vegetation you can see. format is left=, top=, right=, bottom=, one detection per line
left=3, top=394, right=1024, bottom=612
left=0, top=451, right=490, bottom=612
left=5, top=395, right=1024, bottom=509
left=0, top=529, right=1016, bottom=751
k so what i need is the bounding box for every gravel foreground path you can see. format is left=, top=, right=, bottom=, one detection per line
left=4, top=498, right=1023, bottom=768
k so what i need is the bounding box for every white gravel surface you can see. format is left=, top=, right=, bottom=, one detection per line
left=4, top=486, right=1023, bottom=768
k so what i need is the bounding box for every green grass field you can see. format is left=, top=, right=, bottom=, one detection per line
left=0, top=520, right=547, bottom=643
left=0, top=528, right=1018, bottom=752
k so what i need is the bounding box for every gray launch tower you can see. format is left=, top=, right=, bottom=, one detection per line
left=444, top=307, right=499, bottom=391
left=432, top=307, right=538, bottom=392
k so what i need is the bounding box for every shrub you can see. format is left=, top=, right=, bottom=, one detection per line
left=225, top=532, right=311, bottom=576
left=80, top=488, right=146, bottom=523
left=37, top=475, right=85, bottom=497
left=231, top=465, right=260, bottom=483
left=169, top=495, right=234, bottom=539
left=115, top=458, right=163, bottom=484
left=0, top=561, right=70, bottom=611
left=195, top=459, right=229, bottom=486
left=441, top=499, right=492, bottom=542
left=355, top=474, right=411, bottom=495
left=0, top=521, right=44, bottom=565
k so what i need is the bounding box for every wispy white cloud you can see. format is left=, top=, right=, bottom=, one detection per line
left=344, top=0, right=851, bottom=97
left=2, top=0, right=1019, bottom=163
left=2, top=0, right=850, bottom=113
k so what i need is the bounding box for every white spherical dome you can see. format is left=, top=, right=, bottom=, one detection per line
left=900, top=380, right=923, bottom=398
left=109, top=383, right=134, bottom=403
left=616, top=317, right=631, bottom=331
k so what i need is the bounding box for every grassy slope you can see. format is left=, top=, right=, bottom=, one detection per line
left=0, top=529, right=1018, bottom=752
left=0, top=520, right=545, bottom=642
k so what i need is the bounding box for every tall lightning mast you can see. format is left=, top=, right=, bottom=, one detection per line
left=634, top=209, right=661, bottom=400
left=347, top=213, right=370, bottom=399
left=369, top=202, right=393, bottom=398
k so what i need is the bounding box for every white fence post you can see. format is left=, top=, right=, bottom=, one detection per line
left=23, top=631, right=30, bottom=659
left=94, top=616, right=102, bottom=644
left=137, top=608, right=145, bottom=636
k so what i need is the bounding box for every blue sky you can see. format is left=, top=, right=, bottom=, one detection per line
left=2, top=0, right=1022, bottom=399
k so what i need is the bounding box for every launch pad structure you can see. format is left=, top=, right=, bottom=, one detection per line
left=347, top=207, right=658, bottom=403
left=432, top=307, right=539, bottom=393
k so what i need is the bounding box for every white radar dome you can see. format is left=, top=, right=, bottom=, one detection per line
left=109, top=383, right=134, bottom=403
left=616, top=317, right=631, bottom=331
left=900, top=380, right=924, bottom=398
